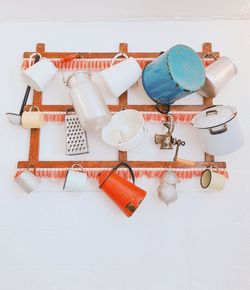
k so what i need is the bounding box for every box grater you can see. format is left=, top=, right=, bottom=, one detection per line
left=65, top=111, right=89, bottom=155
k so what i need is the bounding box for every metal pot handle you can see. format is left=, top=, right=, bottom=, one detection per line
left=209, top=124, right=227, bottom=135
left=99, top=162, right=135, bottom=189
left=206, top=110, right=218, bottom=115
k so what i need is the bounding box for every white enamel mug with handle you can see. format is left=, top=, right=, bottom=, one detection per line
left=22, top=53, right=58, bottom=92
left=63, top=164, right=87, bottom=192
left=200, top=168, right=226, bottom=191
left=21, top=106, right=44, bottom=129
left=15, top=167, right=41, bottom=193
left=101, top=109, right=145, bottom=151
left=92, top=52, right=142, bottom=98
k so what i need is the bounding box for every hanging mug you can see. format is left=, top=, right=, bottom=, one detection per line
left=92, top=52, right=142, bottom=98
left=199, top=56, right=237, bottom=98
left=200, top=167, right=226, bottom=191
left=21, top=106, right=44, bottom=129
left=14, top=166, right=41, bottom=193
left=21, top=52, right=58, bottom=92
left=63, top=164, right=87, bottom=192
left=98, top=162, right=147, bottom=217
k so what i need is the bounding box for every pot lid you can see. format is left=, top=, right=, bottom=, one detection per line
left=168, top=44, right=206, bottom=92
left=192, top=105, right=237, bottom=128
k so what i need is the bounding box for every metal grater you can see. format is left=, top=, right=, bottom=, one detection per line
left=65, top=112, right=89, bottom=155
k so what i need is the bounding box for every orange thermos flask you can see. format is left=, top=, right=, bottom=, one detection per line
left=98, top=162, right=147, bottom=217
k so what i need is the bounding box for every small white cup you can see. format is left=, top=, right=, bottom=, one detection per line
left=63, top=164, right=87, bottom=192
left=200, top=168, right=226, bottom=191
left=92, top=52, right=142, bottom=98
left=22, top=53, right=58, bottom=92
left=21, top=106, right=44, bottom=129
left=15, top=168, right=41, bottom=193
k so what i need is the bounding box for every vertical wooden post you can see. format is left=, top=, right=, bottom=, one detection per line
left=118, top=43, right=128, bottom=162
left=28, top=43, right=45, bottom=163
left=202, top=43, right=215, bottom=163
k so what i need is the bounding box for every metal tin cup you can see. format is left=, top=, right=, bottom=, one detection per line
left=63, top=164, right=87, bottom=192
left=142, top=44, right=205, bottom=106
left=21, top=52, right=58, bottom=92
left=21, top=106, right=44, bottom=129
left=101, top=109, right=145, bottom=151
left=15, top=167, right=41, bottom=193
left=200, top=168, right=226, bottom=191
left=92, top=52, right=142, bottom=98
left=199, top=56, right=237, bottom=98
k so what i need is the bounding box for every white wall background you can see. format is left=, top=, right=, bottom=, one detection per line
left=1, top=0, right=250, bottom=21
left=0, top=20, right=250, bottom=290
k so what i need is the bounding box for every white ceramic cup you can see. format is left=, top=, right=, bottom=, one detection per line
left=199, top=56, right=237, bottom=98
left=92, top=52, right=142, bottom=98
left=15, top=168, right=41, bottom=193
left=22, top=53, right=58, bottom=92
left=63, top=164, right=87, bottom=192
left=22, top=106, right=44, bottom=129
left=101, top=109, right=145, bottom=151
left=200, top=168, right=226, bottom=191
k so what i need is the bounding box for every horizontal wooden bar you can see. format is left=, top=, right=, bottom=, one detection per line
left=23, top=51, right=220, bottom=59
left=17, top=160, right=227, bottom=169
left=24, top=104, right=210, bottom=113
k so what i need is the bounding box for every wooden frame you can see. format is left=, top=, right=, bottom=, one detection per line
left=17, top=42, right=226, bottom=173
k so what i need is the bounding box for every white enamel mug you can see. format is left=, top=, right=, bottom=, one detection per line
left=92, top=53, right=142, bottom=98
left=101, top=109, right=145, bottom=151
left=22, top=53, right=58, bottom=92
left=200, top=168, right=226, bottom=191
left=15, top=167, right=41, bottom=193
left=22, top=106, right=44, bottom=128
left=199, top=56, right=237, bottom=98
left=63, top=164, right=87, bottom=192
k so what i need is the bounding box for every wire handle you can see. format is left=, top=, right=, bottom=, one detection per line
left=110, top=52, right=129, bottom=67
left=99, top=162, right=135, bottom=189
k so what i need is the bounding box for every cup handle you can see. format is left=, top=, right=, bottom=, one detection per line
left=71, top=164, right=85, bottom=172
left=110, top=52, right=129, bottom=67
left=29, top=106, right=40, bottom=112
left=28, top=53, right=42, bottom=67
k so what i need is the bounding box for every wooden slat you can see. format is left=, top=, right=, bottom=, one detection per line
left=24, top=104, right=210, bottom=113
left=28, top=43, right=45, bottom=162
left=17, top=160, right=226, bottom=169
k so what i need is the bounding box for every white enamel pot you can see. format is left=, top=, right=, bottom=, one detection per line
left=191, top=105, right=243, bottom=156
left=101, top=109, right=145, bottom=151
